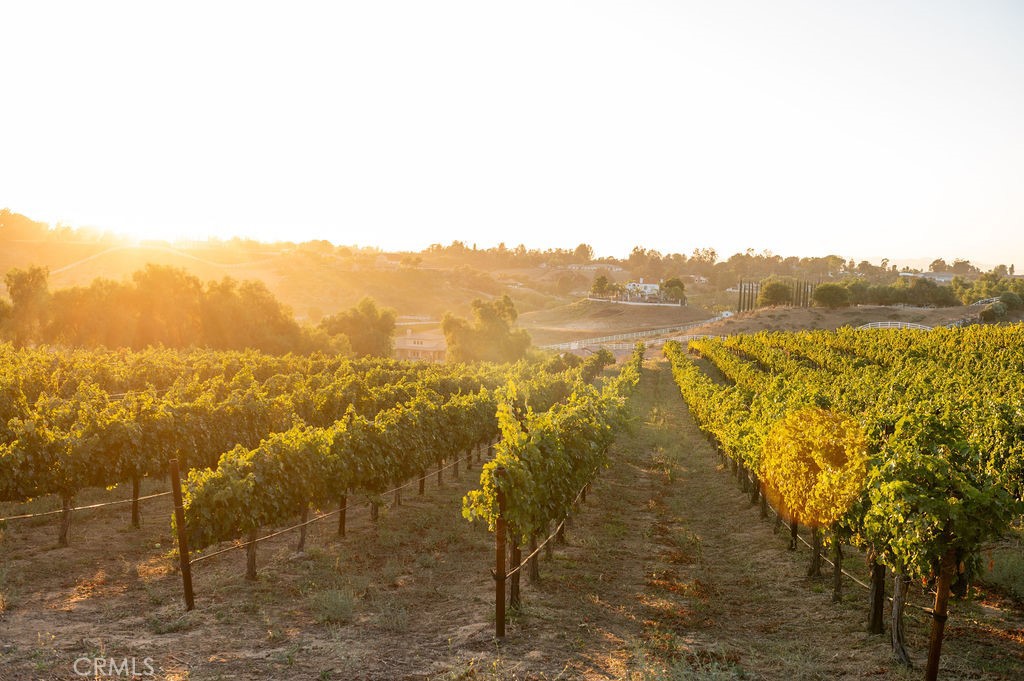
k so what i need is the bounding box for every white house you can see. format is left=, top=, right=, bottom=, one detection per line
left=624, top=279, right=661, bottom=297
left=899, top=271, right=956, bottom=284
left=393, top=329, right=447, bottom=363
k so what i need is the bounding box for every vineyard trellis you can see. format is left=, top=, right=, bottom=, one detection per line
left=169, top=440, right=493, bottom=610
left=664, top=326, right=1024, bottom=680
left=463, top=343, right=646, bottom=636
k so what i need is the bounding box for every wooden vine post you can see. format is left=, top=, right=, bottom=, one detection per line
left=296, top=505, right=309, bottom=552
left=867, top=555, right=886, bottom=635
left=892, top=574, right=913, bottom=666
left=58, top=495, right=72, bottom=547
left=528, top=535, right=540, bottom=582
left=131, top=475, right=142, bottom=529
left=830, top=538, right=842, bottom=603
left=924, top=545, right=958, bottom=681
left=245, top=529, right=258, bottom=581
left=337, top=495, right=347, bottom=537
left=169, top=459, right=195, bottom=611
left=510, top=538, right=522, bottom=610
left=494, top=466, right=507, bottom=638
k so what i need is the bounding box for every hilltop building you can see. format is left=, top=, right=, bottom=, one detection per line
left=393, top=329, right=447, bottom=363
left=624, top=279, right=661, bottom=298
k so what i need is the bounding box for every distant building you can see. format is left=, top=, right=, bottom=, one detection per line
left=899, top=271, right=955, bottom=284
left=567, top=264, right=623, bottom=272
left=624, top=279, right=661, bottom=297
left=393, top=329, right=447, bottom=363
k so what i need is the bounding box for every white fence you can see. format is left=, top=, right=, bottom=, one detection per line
left=599, top=334, right=723, bottom=351
left=855, top=321, right=933, bottom=330
left=541, top=315, right=727, bottom=351
left=584, top=297, right=685, bottom=308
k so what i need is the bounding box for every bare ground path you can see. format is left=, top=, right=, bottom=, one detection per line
left=476, top=358, right=1023, bottom=680
left=1, top=359, right=1021, bottom=680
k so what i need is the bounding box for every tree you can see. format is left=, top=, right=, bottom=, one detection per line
left=46, top=278, right=137, bottom=347
left=950, top=259, right=978, bottom=276
left=590, top=275, right=611, bottom=297
left=661, top=277, right=686, bottom=304
left=812, top=283, right=850, bottom=309
left=573, top=243, right=594, bottom=262
left=929, top=258, right=949, bottom=273
left=998, top=291, right=1023, bottom=310
left=320, top=297, right=396, bottom=357
left=686, top=248, right=716, bottom=278
left=757, top=280, right=792, bottom=307
left=442, top=295, right=530, bottom=363
left=232, top=279, right=307, bottom=353
left=0, top=209, right=49, bottom=241
left=3, top=265, right=50, bottom=345
left=131, top=265, right=203, bottom=347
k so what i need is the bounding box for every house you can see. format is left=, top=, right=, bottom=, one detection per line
left=393, top=329, right=447, bottom=363
left=898, top=271, right=956, bottom=284
left=624, top=279, right=661, bottom=297
left=567, top=264, right=623, bottom=272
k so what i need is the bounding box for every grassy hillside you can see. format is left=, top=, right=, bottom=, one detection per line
left=683, top=303, right=986, bottom=336
left=0, top=238, right=569, bottom=322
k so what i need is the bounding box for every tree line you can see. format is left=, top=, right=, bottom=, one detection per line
left=0, top=263, right=539, bottom=363
left=728, top=272, right=1024, bottom=313
left=0, top=264, right=347, bottom=354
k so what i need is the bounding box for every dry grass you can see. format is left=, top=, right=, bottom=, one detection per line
left=519, top=299, right=712, bottom=346
left=685, top=305, right=978, bottom=337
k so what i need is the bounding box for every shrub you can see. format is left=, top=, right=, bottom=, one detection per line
left=979, top=301, right=1008, bottom=323
left=998, top=291, right=1023, bottom=310
left=757, top=280, right=792, bottom=307
left=812, top=283, right=850, bottom=309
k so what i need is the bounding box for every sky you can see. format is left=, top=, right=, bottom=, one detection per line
left=2, top=1, right=1023, bottom=267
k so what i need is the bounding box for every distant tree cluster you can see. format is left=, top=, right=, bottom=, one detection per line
left=0, top=208, right=121, bottom=244
left=951, top=272, right=1024, bottom=305
left=740, top=275, right=976, bottom=311
left=319, top=298, right=396, bottom=357
left=423, top=240, right=598, bottom=269
left=442, top=295, right=530, bottom=363
left=0, top=264, right=349, bottom=354
left=421, top=241, right=900, bottom=291
left=835, top=277, right=962, bottom=307
left=929, top=258, right=982, bottom=276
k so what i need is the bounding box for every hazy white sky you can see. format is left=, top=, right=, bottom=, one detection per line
left=2, top=1, right=1022, bottom=266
